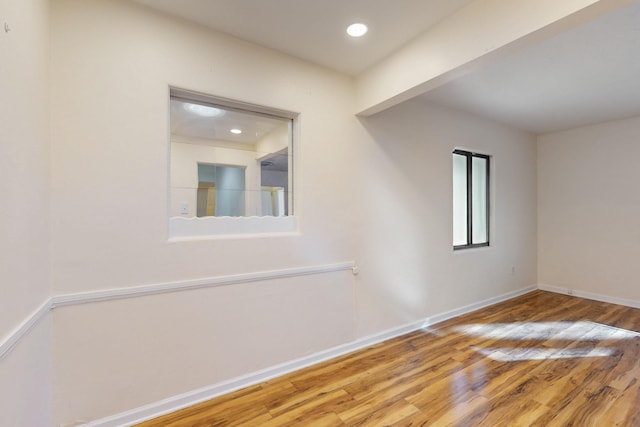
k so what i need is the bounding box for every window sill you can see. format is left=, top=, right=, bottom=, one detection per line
left=169, top=215, right=298, bottom=240
left=453, top=243, right=491, bottom=251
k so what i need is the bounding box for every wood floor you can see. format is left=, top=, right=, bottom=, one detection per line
left=136, top=291, right=640, bottom=426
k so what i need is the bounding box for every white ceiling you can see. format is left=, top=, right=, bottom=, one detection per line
left=423, top=0, right=640, bottom=134
left=170, top=98, right=288, bottom=145
left=170, top=99, right=290, bottom=172
left=133, top=0, right=640, bottom=134
left=131, top=0, right=475, bottom=75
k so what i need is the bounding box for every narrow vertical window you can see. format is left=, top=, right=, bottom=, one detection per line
left=453, top=150, right=490, bottom=249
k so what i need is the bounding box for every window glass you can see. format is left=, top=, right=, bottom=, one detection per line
left=452, top=153, right=468, bottom=246
left=170, top=90, right=293, bottom=219
left=472, top=156, right=488, bottom=244
left=197, top=164, right=246, bottom=217
left=453, top=150, right=490, bottom=249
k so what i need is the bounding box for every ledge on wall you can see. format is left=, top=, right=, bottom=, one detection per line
left=168, top=215, right=298, bottom=240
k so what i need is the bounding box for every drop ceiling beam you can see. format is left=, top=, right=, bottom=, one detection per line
left=355, top=0, right=634, bottom=116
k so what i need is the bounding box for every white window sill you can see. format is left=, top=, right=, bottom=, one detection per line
left=169, top=215, right=298, bottom=240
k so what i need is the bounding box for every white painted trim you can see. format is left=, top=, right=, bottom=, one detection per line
left=169, top=216, right=299, bottom=239
left=423, top=285, right=537, bottom=326
left=51, top=262, right=355, bottom=308
left=537, top=283, right=571, bottom=295
left=0, top=299, right=51, bottom=361
left=85, top=285, right=537, bottom=427
left=537, top=284, right=640, bottom=309
left=1, top=263, right=355, bottom=361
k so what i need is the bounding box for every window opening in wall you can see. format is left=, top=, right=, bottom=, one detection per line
left=170, top=89, right=294, bottom=219
left=453, top=149, right=490, bottom=249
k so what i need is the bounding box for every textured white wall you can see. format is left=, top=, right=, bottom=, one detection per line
left=538, top=115, right=640, bottom=300
left=0, top=0, right=51, bottom=348
left=0, top=0, right=52, bottom=425
left=50, top=0, right=361, bottom=424
left=50, top=0, right=360, bottom=293
left=354, top=99, right=538, bottom=336
left=0, top=319, right=52, bottom=427
left=53, top=271, right=354, bottom=424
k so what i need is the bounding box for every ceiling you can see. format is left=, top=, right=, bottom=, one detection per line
left=170, top=98, right=288, bottom=145
left=423, top=0, right=640, bottom=134
left=131, top=0, right=475, bottom=75
left=134, top=0, right=640, bottom=134
left=170, top=99, right=290, bottom=172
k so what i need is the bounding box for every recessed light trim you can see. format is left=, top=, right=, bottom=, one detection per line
left=230, top=128, right=242, bottom=134
left=347, top=23, right=368, bottom=38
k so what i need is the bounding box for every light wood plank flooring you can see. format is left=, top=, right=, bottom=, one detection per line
left=137, top=291, right=640, bottom=426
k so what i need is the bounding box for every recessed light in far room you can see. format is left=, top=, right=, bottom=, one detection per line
left=184, top=103, right=223, bottom=117
left=230, top=128, right=242, bottom=134
left=347, top=23, right=368, bottom=38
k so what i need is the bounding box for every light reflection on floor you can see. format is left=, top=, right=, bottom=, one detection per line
left=441, top=320, right=636, bottom=417
left=471, top=346, right=615, bottom=362
left=426, top=320, right=639, bottom=362
left=452, top=321, right=640, bottom=341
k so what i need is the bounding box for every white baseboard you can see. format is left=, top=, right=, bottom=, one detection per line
left=538, top=283, right=640, bottom=309
left=424, top=285, right=537, bottom=326
left=86, top=285, right=537, bottom=427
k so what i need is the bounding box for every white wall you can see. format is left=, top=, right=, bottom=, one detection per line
left=255, top=125, right=289, bottom=160
left=50, top=0, right=361, bottom=424
left=48, top=0, right=538, bottom=424
left=0, top=0, right=52, bottom=425
left=0, top=318, right=52, bottom=427
left=354, top=99, right=538, bottom=336
left=50, top=0, right=359, bottom=293
left=538, top=115, right=640, bottom=301
left=53, top=271, right=354, bottom=424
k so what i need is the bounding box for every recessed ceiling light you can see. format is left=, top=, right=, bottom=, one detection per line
left=347, top=23, right=368, bottom=38
left=230, top=128, right=242, bottom=134
left=184, top=103, right=223, bottom=117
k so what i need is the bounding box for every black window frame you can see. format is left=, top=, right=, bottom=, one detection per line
left=453, top=149, right=490, bottom=250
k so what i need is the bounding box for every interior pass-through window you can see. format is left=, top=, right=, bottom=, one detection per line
left=168, top=88, right=297, bottom=238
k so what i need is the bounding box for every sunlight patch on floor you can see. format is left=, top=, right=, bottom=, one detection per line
left=472, top=346, right=616, bottom=362
left=452, top=321, right=640, bottom=341
left=440, top=321, right=640, bottom=361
